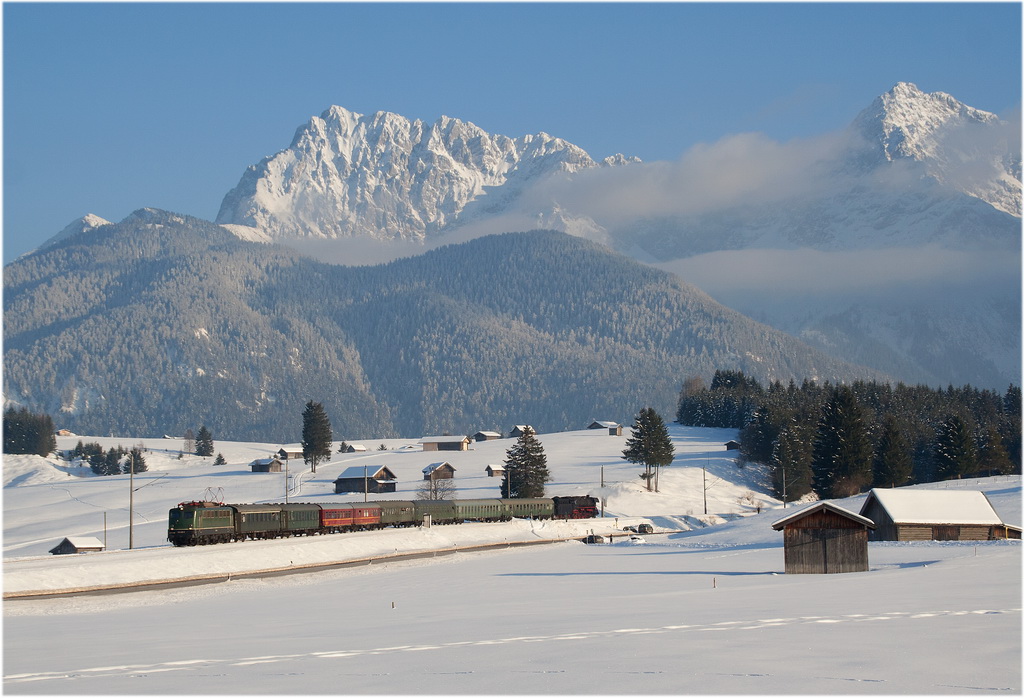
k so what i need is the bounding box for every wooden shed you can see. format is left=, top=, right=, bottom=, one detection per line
left=485, top=464, right=505, bottom=477
left=858, top=488, right=1006, bottom=541
left=250, top=457, right=284, bottom=473
left=339, top=443, right=367, bottom=453
left=276, top=446, right=304, bottom=460
left=608, top=425, right=623, bottom=436
left=772, top=501, right=875, bottom=574
left=588, top=420, right=619, bottom=430
left=724, top=440, right=741, bottom=451
left=423, top=461, right=456, bottom=481
left=474, top=431, right=502, bottom=442
left=49, top=536, right=105, bottom=555
left=334, top=465, right=397, bottom=494
left=509, top=425, right=534, bottom=437
left=420, top=436, right=470, bottom=452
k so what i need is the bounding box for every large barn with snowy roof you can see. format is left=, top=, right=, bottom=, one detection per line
left=858, top=488, right=1008, bottom=541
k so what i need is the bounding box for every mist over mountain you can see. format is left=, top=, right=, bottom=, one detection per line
left=4, top=211, right=887, bottom=441
left=213, top=83, right=1019, bottom=390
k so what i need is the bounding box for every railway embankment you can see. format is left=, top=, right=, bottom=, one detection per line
left=4, top=516, right=653, bottom=599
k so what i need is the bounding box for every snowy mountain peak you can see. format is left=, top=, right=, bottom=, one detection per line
left=859, top=82, right=1000, bottom=161
left=216, top=106, right=628, bottom=242
left=37, top=213, right=112, bottom=252
left=853, top=82, right=1020, bottom=215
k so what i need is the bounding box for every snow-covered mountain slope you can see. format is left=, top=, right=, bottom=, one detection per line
left=35, top=213, right=111, bottom=253
left=215, top=106, right=637, bottom=242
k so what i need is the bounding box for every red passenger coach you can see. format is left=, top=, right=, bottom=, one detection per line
left=320, top=503, right=382, bottom=532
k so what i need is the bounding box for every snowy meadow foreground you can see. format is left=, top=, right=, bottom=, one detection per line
left=3, top=427, right=1021, bottom=694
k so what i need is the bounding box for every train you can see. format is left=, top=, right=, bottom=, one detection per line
left=167, top=496, right=600, bottom=546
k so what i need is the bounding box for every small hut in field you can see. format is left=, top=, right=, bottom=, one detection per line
left=49, top=536, right=105, bottom=555
left=772, top=501, right=875, bottom=574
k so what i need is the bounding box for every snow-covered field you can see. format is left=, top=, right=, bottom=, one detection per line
left=3, top=425, right=1020, bottom=694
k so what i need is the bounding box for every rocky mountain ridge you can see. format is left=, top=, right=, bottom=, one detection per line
left=215, top=105, right=637, bottom=242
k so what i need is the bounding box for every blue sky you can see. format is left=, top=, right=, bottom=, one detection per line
left=3, top=2, right=1021, bottom=262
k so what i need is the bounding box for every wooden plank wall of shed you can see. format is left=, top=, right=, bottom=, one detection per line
left=782, top=509, right=869, bottom=574
left=783, top=528, right=869, bottom=573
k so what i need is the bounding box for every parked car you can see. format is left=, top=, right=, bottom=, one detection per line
left=621, top=525, right=637, bottom=532
left=583, top=534, right=606, bottom=544
left=637, top=524, right=654, bottom=534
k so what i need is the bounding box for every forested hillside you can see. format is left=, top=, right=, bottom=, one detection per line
left=4, top=209, right=888, bottom=441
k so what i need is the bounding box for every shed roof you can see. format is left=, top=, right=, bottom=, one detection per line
left=419, top=435, right=470, bottom=444
left=772, top=501, right=875, bottom=530
left=249, top=457, right=282, bottom=466
left=859, top=488, right=1002, bottom=525
left=588, top=420, right=619, bottom=428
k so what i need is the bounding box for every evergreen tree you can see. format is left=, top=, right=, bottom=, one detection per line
left=622, top=407, right=675, bottom=491
left=301, top=400, right=333, bottom=473
left=88, top=451, right=108, bottom=476
left=97, top=446, right=125, bottom=476
left=811, top=386, right=872, bottom=498
left=195, top=425, right=214, bottom=457
left=933, top=414, right=977, bottom=480
left=770, top=422, right=814, bottom=504
left=502, top=427, right=550, bottom=498
left=2, top=406, right=56, bottom=456
left=977, top=426, right=1012, bottom=475
left=213, top=452, right=227, bottom=466
left=872, top=415, right=913, bottom=488
left=123, top=446, right=148, bottom=474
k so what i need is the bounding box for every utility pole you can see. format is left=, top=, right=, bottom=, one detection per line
left=285, top=458, right=290, bottom=503
left=702, top=464, right=707, bottom=515
left=129, top=453, right=135, bottom=549
left=601, top=466, right=605, bottom=517
left=364, top=464, right=368, bottom=503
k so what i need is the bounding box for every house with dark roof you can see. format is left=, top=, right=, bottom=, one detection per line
left=334, top=465, right=397, bottom=494
left=423, top=461, right=456, bottom=481
left=250, top=457, right=284, bottom=473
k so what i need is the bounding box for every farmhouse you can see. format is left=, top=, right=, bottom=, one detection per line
left=771, top=501, right=875, bottom=574
left=334, top=465, right=397, bottom=494
left=419, top=436, right=470, bottom=452
left=858, top=488, right=1006, bottom=541
left=249, top=457, right=283, bottom=473
left=49, top=536, right=105, bottom=555
left=423, top=462, right=456, bottom=481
